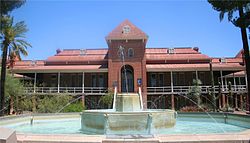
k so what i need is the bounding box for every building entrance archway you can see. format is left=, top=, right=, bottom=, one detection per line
left=121, top=65, right=134, bottom=92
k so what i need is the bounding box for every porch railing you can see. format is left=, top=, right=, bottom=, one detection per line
left=147, top=85, right=247, bottom=94
left=24, top=87, right=107, bottom=94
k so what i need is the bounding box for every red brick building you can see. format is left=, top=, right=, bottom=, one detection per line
left=13, top=20, right=248, bottom=110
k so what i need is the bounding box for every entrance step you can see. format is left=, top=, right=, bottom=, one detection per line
left=116, top=93, right=141, bottom=112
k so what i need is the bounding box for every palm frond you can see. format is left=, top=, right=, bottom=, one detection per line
left=13, top=21, right=28, bottom=37
left=18, top=46, right=28, bottom=56
left=1, top=16, right=31, bottom=62
left=16, top=39, right=32, bottom=49
left=228, top=10, right=234, bottom=22
left=219, top=11, right=225, bottom=21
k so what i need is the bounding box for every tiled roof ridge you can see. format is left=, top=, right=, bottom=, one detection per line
left=146, top=47, right=194, bottom=49
left=146, top=53, right=201, bottom=55
left=17, top=60, right=44, bottom=62
left=61, top=47, right=196, bottom=51
left=62, top=48, right=108, bottom=51
left=212, top=57, right=242, bottom=59
left=55, top=54, right=107, bottom=57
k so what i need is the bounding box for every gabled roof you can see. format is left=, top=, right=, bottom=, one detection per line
left=105, top=19, right=148, bottom=40
left=235, top=49, right=244, bottom=58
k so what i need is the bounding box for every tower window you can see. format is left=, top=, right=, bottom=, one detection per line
left=122, top=25, right=130, bottom=34
left=128, top=48, right=134, bottom=58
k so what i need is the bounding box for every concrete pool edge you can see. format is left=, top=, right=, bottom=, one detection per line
left=1, top=112, right=250, bottom=142
left=15, top=131, right=250, bottom=143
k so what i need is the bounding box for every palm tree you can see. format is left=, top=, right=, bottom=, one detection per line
left=208, top=1, right=250, bottom=113
left=0, top=16, right=31, bottom=116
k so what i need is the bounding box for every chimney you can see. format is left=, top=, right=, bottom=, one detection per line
left=193, top=47, right=199, bottom=52
left=56, top=49, right=61, bottom=54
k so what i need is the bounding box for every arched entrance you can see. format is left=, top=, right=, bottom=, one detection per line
left=121, top=65, right=134, bottom=92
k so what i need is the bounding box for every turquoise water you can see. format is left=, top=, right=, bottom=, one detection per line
left=2, top=117, right=248, bottom=135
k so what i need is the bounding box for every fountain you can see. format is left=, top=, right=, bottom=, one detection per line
left=80, top=46, right=177, bottom=135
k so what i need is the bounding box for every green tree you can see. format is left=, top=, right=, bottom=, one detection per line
left=5, top=73, right=25, bottom=114
left=0, top=0, right=26, bottom=16
left=208, top=0, right=250, bottom=112
left=0, top=71, right=25, bottom=114
left=0, top=16, right=31, bottom=116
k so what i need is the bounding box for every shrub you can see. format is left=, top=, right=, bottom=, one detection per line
left=62, top=102, right=84, bottom=112
left=99, top=89, right=113, bottom=108
left=37, top=94, right=72, bottom=113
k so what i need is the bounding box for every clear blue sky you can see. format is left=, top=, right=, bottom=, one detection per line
left=11, top=0, right=245, bottom=60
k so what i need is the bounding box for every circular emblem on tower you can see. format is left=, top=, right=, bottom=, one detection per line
left=122, top=25, right=130, bottom=34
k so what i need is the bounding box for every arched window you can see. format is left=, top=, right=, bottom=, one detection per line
left=128, top=48, right=134, bottom=58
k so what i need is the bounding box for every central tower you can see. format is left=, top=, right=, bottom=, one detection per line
left=105, top=19, right=148, bottom=108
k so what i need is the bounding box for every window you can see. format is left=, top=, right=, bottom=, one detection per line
left=99, top=74, right=104, bottom=87
left=173, top=72, right=177, bottom=85
left=192, top=72, right=196, bottom=80
left=91, top=74, right=97, bottom=87
left=168, top=48, right=175, bottom=54
left=150, top=73, right=156, bottom=87
left=179, top=72, right=185, bottom=86
left=31, top=60, right=36, bottom=66
left=80, top=49, right=86, bottom=56
left=117, top=46, right=125, bottom=58
left=122, top=25, right=130, bottom=34
left=198, top=72, right=205, bottom=85
left=158, top=73, right=164, bottom=87
left=128, top=48, right=134, bottom=58
left=220, top=58, right=226, bottom=63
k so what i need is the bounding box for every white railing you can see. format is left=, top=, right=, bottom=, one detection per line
left=24, top=87, right=107, bottom=94
left=147, top=85, right=247, bottom=94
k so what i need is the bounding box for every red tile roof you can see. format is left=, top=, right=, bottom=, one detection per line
left=13, top=65, right=107, bottom=72
left=46, top=55, right=107, bottom=62
left=13, top=48, right=244, bottom=72
left=146, top=48, right=199, bottom=54
left=146, top=53, right=210, bottom=60
left=56, top=49, right=108, bottom=56
left=146, top=48, right=210, bottom=61
left=211, top=58, right=243, bottom=63
left=105, top=19, right=148, bottom=40
left=146, top=63, right=244, bottom=71
left=235, top=49, right=244, bottom=58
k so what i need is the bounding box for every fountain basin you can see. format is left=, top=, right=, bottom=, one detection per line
left=81, top=109, right=176, bottom=135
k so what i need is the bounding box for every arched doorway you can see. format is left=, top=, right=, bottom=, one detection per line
left=121, top=65, right=134, bottom=92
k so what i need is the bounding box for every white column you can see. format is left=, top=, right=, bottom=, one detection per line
left=82, top=72, right=85, bottom=93
left=220, top=70, right=224, bottom=91
left=233, top=73, right=236, bottom=91
left=34, top=72, right=37, bottom=93
left=225, top=77, right=228, bottom=90
left=58, top=72, right=60, bottom=93
left=245, top=71, right=248, bottom=88
left=171, top=71, right=173, bottom=93
left=239, top=77, right=241, bottom=85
